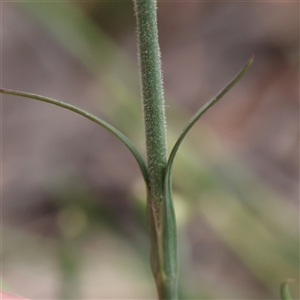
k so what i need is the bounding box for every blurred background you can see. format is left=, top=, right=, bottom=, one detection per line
left=1, top=1, right=299, bottom=299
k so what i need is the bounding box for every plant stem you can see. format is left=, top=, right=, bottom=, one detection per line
left=134, top=0, right=167, bottom=200
left=133, top=1, right=178, bottom=299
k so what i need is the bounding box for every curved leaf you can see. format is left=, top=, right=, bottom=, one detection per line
left=160, top=57, right=254, bottom=283
left=0, top=88, right=149, bottom=187
left=164, top=56, right=253, bottom=194
left=280, top=280, right=294, bottom=300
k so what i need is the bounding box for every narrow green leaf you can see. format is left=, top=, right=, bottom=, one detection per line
left=0, top=88, right=149, bottom=187
left=280, top=280, right=294, bottom=300
left=161, top=58, right=254, bottom=274
left=164, top=55, right=254, bottom=196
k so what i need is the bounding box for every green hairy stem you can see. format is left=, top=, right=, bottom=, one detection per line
left=133, top=0, right=167, bottom=209
left=133, top=1, right=178, bottom=299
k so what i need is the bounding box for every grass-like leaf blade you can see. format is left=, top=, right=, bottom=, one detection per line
left=165, top=55, right=254, bottom=193
left=0, top=88, right=149, bottom=187
left=280, top=280, right=294, bottom=300
left=161, top=57, right=254, bottom=277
